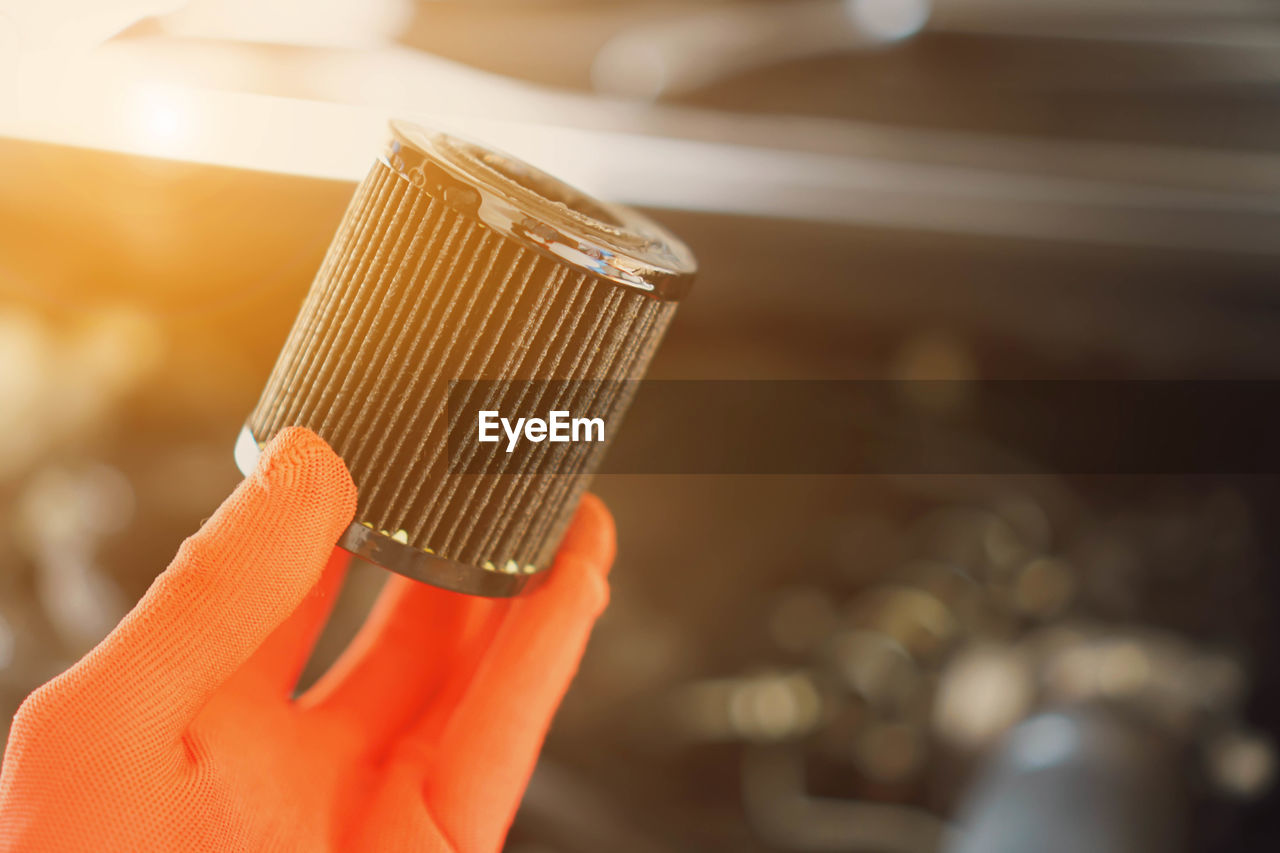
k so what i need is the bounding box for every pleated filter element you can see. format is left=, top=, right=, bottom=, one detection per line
left=235, top=121, right=695, bottom=596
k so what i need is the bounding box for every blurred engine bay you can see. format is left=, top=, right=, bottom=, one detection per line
left=2, top=1, right=1280, bottom=851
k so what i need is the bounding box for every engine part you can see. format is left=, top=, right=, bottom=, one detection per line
left=236, top=121, right=695, bottom=596
left=948, top=708, right=1186, bottom=853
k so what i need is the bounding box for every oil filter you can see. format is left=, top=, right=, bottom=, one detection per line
left=235, top=121, right=695, bottom=596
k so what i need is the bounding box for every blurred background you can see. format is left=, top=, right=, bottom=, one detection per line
left=2, top=1, right=1280, bottom=851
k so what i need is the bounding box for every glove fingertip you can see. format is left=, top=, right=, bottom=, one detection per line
left=257, top=427, right=358, bottom=537
left=555, top=494, right=615, bottom=578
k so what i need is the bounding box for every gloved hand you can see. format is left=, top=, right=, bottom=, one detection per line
left=0, top=427, right=614, bottom=852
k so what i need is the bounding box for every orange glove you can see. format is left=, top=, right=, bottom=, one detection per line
left=0, top=427, right=614, bottom=852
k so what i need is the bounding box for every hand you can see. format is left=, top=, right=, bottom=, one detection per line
left=0, top=427, right=614, bottom=852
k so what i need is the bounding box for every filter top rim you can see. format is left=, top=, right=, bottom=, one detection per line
left=383, top=120, right=695, bottom=300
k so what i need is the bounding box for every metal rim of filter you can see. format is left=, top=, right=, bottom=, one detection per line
left=235, top=427, right=539, bottom=597
left=383, top=120, right=697, bottom=300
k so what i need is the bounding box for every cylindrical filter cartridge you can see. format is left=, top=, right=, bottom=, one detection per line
left=235, top=121, right=695, bottom=596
